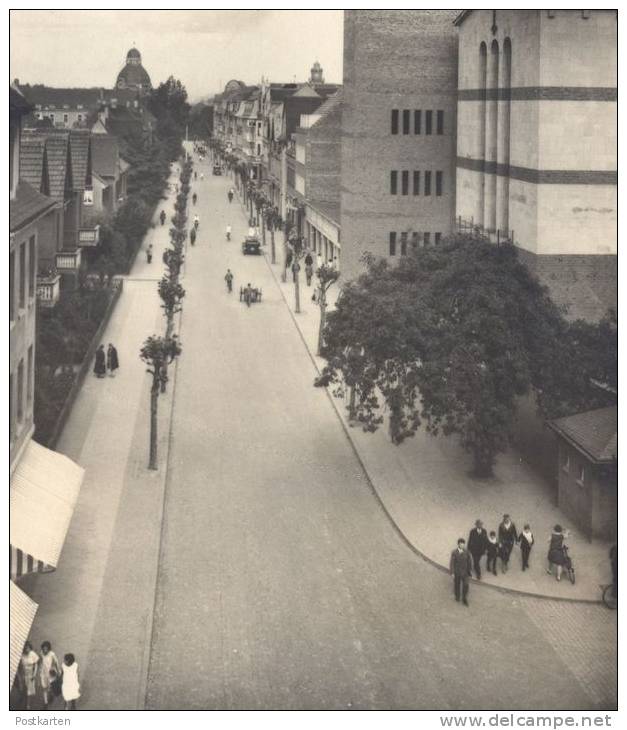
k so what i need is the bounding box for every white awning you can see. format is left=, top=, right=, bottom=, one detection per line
left=10, top=439, right=84, bottom=579
left=10, top=581, right=38, bottom=688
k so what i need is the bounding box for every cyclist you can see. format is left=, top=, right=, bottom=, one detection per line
left=224, top=269, right=234, bottom=293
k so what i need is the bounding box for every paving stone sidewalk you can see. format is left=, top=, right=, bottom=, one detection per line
left=258, top=241, right=613, bottom=603
left=18, top=163, right=184, bottom=710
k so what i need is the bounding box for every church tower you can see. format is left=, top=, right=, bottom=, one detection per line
left=309, top=61, right=325, bottom=86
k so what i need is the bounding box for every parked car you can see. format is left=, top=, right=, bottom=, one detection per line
left=242, top=235, right=261, bottom=255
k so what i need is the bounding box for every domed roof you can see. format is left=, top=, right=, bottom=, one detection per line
left=116, top=63, right=152, bottom=90
left=127, top=47, right=141, bottom=60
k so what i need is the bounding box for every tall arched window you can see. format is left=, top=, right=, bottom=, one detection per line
left=478, top=42, right=488, bottom=227
left=497, top=38, right=512, bottom=234
left=484, top=40, right=499, bottom=233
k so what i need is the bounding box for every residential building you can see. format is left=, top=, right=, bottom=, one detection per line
left=340, top=10, right=459, bottom=281
left=10, top=86, right=85, bottom=692
left=454, top=9, right=617, bottom=322
left=17, top=82, right=142, bottom=129
left=295, top=91, right=343, bottom=265
left=20, top=128, right=94, bottom=294
left=548, top=406, right=617, bottom=539
left=89, top=134, right=130, bottom=218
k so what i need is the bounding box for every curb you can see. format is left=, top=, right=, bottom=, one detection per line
left=262, top=251, right=602, bottom=606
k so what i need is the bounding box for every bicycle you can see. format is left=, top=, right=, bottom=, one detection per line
left=601, top=583, right=617, bottom=609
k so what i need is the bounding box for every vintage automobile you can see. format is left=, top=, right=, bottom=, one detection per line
left=212, top=164, right=222, bottom=176
left=241, top=235, right=261, bottom=255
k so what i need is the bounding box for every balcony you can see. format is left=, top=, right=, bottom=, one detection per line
left=37, top=273, right=61, bottom=308
left=55, top=249, right=82, bottom=271
left=456, top=217, right=514, bottom=245
left=78, top=224, right=100, bottom=247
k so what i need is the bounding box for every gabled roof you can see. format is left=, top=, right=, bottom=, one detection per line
left=40, top=132, right=73, bottom=201
left=68, top=129, right=91, bottom=190
left=10, top=182, right=56, bottom=233
left=310, top=90, right=343, bottom=128
left=18, top=84, right=104, bottom=109
left=292, top=84, right=322, bottom=99
left=19, top=133, right=49, bottom=193
left=91, top=134, right=119, bottom=178
left=548, top=406, right=617, bottom=464
left=10, top=84, right=32, bottom=115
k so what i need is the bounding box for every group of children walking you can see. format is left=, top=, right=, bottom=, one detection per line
left=467, top=515, right=535, bottom=579
left=17, top=641, right=80, bottom=711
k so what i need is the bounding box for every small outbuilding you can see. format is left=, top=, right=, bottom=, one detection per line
left=548, top=406, right=617, bottom=540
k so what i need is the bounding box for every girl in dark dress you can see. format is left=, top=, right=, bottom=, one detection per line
left=486, top=531, right=499, bottom=576
left=93, top=345, right=106, bottom=378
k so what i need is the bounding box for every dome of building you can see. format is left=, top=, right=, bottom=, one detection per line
left=116, top=47, right=152, bottom=92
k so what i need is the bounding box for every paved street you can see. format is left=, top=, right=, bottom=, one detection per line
left=143, top=156, right=617, bottom=711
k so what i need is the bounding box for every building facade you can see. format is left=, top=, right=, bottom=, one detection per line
left=340, top=9, right=459, bottom=282
left=454, top=9, right=617, bottom=321
left=116, top=47, right=152, bottom=94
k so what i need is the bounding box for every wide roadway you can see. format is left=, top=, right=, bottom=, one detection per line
left=144, top=155, right=605, bottom=710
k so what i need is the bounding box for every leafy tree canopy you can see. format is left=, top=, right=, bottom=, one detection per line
left=321, top=235, right=616, bottom=477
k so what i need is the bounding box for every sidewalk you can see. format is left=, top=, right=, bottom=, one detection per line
left=19, top=162, right=184, bottom=709
left=258, top=238, right=612, bottom=603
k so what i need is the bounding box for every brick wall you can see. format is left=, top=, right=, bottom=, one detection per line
left=306, top=103, right=341, bottom=212
left=341, top=10, right=459, bottom=282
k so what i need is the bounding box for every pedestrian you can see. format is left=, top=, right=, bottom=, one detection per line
left=518, top=523, right=534, bottom=571
left=486, top=531, right=499, bottom=575
left=106, top=343, right=119, bottom=377
left=304, top=252, right=313, bottom=266
left=61, top=653, right=80, bottom=710
left=194, top=214, right=199, bottom=230
left=200, top=172, right=204, bottom=180
left=450, top=538, right=472, bottom=606
left=20, top=642, right=39, bottom=710
left=192, top=192, right=197, bottom=205
left=224, top=269, right=234, bottom=293
left=498, top=514, right=518, bottom=573
left=467, top=519, right=488, bottom=579
left=190, top=228, right=196, bottom=246
left=305, top=263, right=314, bottom=286
left=93, top=344, right=106, bottom=378
left=228, top=189, right=234, bottom=204
left=146, top=244, right=153, bottom=264
left=244, top=283, right=252, bottom=307
left=547, top=524, right=570, bottom=581
left=40, top=641, right=61, bottom=710
left=159, top=210, right=166, bottom=226
left=316, top=253, right=323, bottom=271
left=194, top=171, right=197, bottom=180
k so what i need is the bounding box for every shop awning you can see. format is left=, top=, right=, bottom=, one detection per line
left=10, top=439, right=84, bottom=580
left=10, top=581, right=38, bottom=688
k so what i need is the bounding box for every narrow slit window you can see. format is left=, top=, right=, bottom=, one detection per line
left=424, top=232, right=431, bottom=247
left=389, top=232, right=397, bottom=256
left=390, top=170, right=398, bottom=195
left=436, top=171, right=443, bottom=196
left=425, top=110, right=433, bottom=135
left=413, top=171, right=420, bottom=195
left=436, top=110, right=444, bottom=135
left=402, top=109, right=410, bottom=135
left=391, top=109, right=399, bottom=135
left=401, top=170, right=409, bottom=196
left=414, top=110, right=421, bottom=135
left=424, top=171, right=432, bottom=196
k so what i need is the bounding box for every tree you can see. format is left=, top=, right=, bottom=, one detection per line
left=140, top=335, right=182, bottom=470
left=321, top=235, right=614, bottom=478
left=315, top=263, right=340, bottom=355
left=264, top=207, right=282, bottom=265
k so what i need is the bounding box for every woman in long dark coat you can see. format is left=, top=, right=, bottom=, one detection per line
left=106, top=344, right=119, bottom=377
left=94, top=345, right=106, bottom=378
left=547, top=524, right=569, bottom=581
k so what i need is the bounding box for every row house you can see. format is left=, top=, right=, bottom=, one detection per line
left=9, top=85, right=85, bottom=691
left=294, top=91, right=343, bottom=267
left=88, top=133, right=130, bottom=218
left=16, top=82, right=143, bottom=130
left=19, top=128, right=95, bottom=305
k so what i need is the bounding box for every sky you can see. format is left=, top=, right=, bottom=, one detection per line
left=9, top=10, right=344, bottom=102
